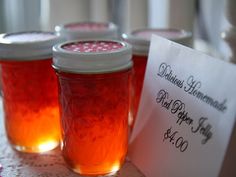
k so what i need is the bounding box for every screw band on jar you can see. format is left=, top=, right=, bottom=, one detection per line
left=53, top=40, right=133, bottom=74
left=0, top=31, right=62, bottom=60
left=55, top=22, right=118, bottom=40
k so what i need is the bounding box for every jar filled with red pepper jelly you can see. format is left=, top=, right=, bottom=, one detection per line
left=122, top=28, right=192, bottom=129
left=0, top=31, right=62, bottom=153
left=53, top=40, right=132, bottom=176
left=55, top=21, right=118, bottom=40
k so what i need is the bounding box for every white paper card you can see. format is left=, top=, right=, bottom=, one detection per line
left=129, top=35, right=236, bottom=177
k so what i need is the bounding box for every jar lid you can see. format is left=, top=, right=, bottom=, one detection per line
left=122, top=28, right=192, bottom=55
left=53, top=40, right=132, bottom=74
left=55, top=22, right=118, bottom=40
left=0, top=31, right=62, bottom=60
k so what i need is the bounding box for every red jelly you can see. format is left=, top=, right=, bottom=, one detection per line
left=122, top=28, right=192, bottom=129
left=0, top=32, right=62, bottom=153
left=55, top=22, right=118, bottom=40
left=53, top=40, right=132, bottom=175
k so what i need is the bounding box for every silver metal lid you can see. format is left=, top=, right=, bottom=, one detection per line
left=122, top=28, right=192, bottom=55
left=0, top=31, right=62, bottom=60
left=55, top=22, right=118, bottom=41
left=53, top=40, right=133, bottom=74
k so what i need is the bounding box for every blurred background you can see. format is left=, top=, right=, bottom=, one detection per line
left=0, top=0, right=232, bottom=60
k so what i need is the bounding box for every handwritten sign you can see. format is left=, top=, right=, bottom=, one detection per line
left=129, top=35, right=236, bottom=177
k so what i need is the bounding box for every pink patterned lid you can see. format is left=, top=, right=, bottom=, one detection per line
left=122, top=28, right=192, bottom=55
left=55, top=22, right=118, bottom=40
left=3, top=32, right=57, bottom=43
left=133, top=29, right=188, bottom=40
left=65, top=22, right=109, bottom=31
left=62, top=41, right=123, bottom=53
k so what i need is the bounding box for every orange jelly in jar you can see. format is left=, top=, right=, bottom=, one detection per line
left=53, top=40, right=132, bottom=175
left=122, top=28, right=192, bottom=129
left=131, top=54, right=148, bottom=124
left=0, top=32, right=62, bottom=153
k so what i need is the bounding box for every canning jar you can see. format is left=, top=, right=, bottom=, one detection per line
left=0, top=31, right=62, bottom=153
left=53, top=40, right=132, bottom=175
left=55, top=22, right=118, bottom=40
left=122, top=28, right=192, bottom=128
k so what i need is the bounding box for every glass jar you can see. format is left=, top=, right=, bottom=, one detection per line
left=0, top=31, right=62, bottom=153
left=53, top=40, right=132, bottom=175
left=55, top=22, right=118, bottom=40
left=122, top=28, right=192, bottom=129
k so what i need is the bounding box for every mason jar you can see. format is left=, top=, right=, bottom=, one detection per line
left=53, top=40, right=132, bottom=175
left=0, top=31, right=62, bottom=153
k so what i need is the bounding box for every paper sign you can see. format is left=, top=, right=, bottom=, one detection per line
left=129, top=35, right=236, bottom=177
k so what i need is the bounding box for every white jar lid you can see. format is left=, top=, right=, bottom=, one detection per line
left=55, top=22, right=118, bottom=40
left=53, top=40, right=132, bottom=74
left=122, top=28, right=192, bottom=55
left=0, top=31, right=62, bottom=60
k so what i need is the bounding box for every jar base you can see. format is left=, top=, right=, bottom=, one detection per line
left=65, top=161, right=122, bottom=176
left=11, top=140, right=59, bottom=153
left=70, top=166, right=119, bottom=177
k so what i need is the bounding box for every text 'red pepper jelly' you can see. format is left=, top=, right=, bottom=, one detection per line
left=122, top=28, right=192, bottom=129
left=0, top=31, right=62, bottom=153
left=53, top=40, right=132, bottom=176
left=55, top=22, right=118, bottom=40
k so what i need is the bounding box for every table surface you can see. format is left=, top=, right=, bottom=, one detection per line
left=0, top=99, right=144, bottom=177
